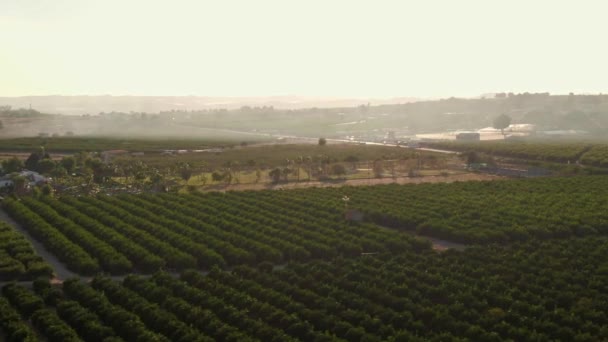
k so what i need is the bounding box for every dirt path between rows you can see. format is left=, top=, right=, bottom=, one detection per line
left=201, top=172, right=503, bottom=192
left=0, top=208, right=76, bottom=282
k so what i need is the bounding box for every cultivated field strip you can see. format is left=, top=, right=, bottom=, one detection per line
left=21, top=198, right=132, bottom=273
left=4, top=176, right=608, bottom=276
left=0, top=295, right=38, bottom=341
left=3, top=189, right=422, bottom=275
left=3, top=235, right=608, bottom=341
left=39, top=196, right=164, bottom=272
left=426, top=140, right=608, bottom=169
left=427, top=140, right=591, bottom=162
left=580, top=144, right=608, bottom=166
left=240, top=176, right=608, bottom=244
left=3, top=199, right=100, bottom=275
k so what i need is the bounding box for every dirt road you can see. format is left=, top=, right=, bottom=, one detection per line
left=201, top=173, right=503, bottom=192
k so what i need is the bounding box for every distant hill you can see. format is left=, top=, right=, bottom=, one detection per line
left=0, top=95, right=420, bottom=116
left=2, top=93, right=607, bottom=139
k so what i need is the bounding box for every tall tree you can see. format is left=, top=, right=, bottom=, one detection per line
left=60, top=156, right=76, bottom=174
left=24, top=146, right=50, bottom=171
left=269, top=168, right=281, bottom=183
left=344, top=155, right=359, bottom=170
left=331, top=164, right=347, bottom=178
left=178, top=162, right=193, bottom=182
left=493, top=114, right=512, bottom=137
left=36, top=159, right=56, bottom=175
left=10, top=175, right=27, bottom=195
left=1, top=157, right=24, bottom=173
left=373, top=159, right=384, bottom=178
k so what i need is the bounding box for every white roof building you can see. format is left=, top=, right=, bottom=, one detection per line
left=0, top=170, right=48, bottom=188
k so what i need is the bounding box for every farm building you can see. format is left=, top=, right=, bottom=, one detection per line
left=0, top=170, right=49, bottom=188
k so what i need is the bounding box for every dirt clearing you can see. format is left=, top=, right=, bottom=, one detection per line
left=200, top=173, right=503, bottom=192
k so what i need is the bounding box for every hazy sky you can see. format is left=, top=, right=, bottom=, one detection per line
left=1, top=0, right=607, bottom=98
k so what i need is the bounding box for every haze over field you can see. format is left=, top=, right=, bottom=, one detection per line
left=2, top=0, right=607, bottom=101
left=2, top=1, right=608, bottom=141
left=0, top=95, right=419, bottom=115
left=4, top=3, right=608, bottom=342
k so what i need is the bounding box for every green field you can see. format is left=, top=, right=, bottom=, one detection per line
left=113, top=143, right=439, bottom=168
left=3, top=172, right=608, bottom=340
left=4, top=176, right=608, bottom=275
left=1, top=235, right=608, bottom=341
left=426, top=140, right=592, bottom=163
left=0, top=136, right=265, bottom=153
left=0, top=222, right=52, bottom=281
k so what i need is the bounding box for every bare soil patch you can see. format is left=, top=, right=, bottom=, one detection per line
left=201, top=173, right=503, bottom=192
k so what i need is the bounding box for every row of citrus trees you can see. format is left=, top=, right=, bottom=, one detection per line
left=580, top=145, right=608, bottom=166
left=2, top=190, right=425, bottom=275
left=427, top=140, right=591, bottom=162
left=2, top=235, right=608, bottom=341
left=2, top=283, right=81, bottom=342
left=427, top=140, right=608, bottom=167
left=251, top=176, right=608, bottom=244
left=5, top=175, right=607, bottom=276
left=0, top=222, right=52, bottom=280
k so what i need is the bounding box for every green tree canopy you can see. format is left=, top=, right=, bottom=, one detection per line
left=1, top=157, right=24, bottom=173
left=493, top=114, right=512, bottom=136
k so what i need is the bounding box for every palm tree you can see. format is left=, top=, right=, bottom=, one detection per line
left=281, top=167, right=291, bottom=182
left=295, top=156, right=304, bottom=182
left=285, top=159, right=294, bottom=182
left=305, top=156, right=313, bottom=181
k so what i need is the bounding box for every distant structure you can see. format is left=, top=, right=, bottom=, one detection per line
left=478, top=123, right=536, bottom=139
left=506, top=124, right=536, bottom=133
left=0, top=170, right=48, bottom=188
left=455, top=132, right=480, bottom=141
left=386, top=131, right=396, bottom=141
left=407, top=140, right=420, bottom=148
